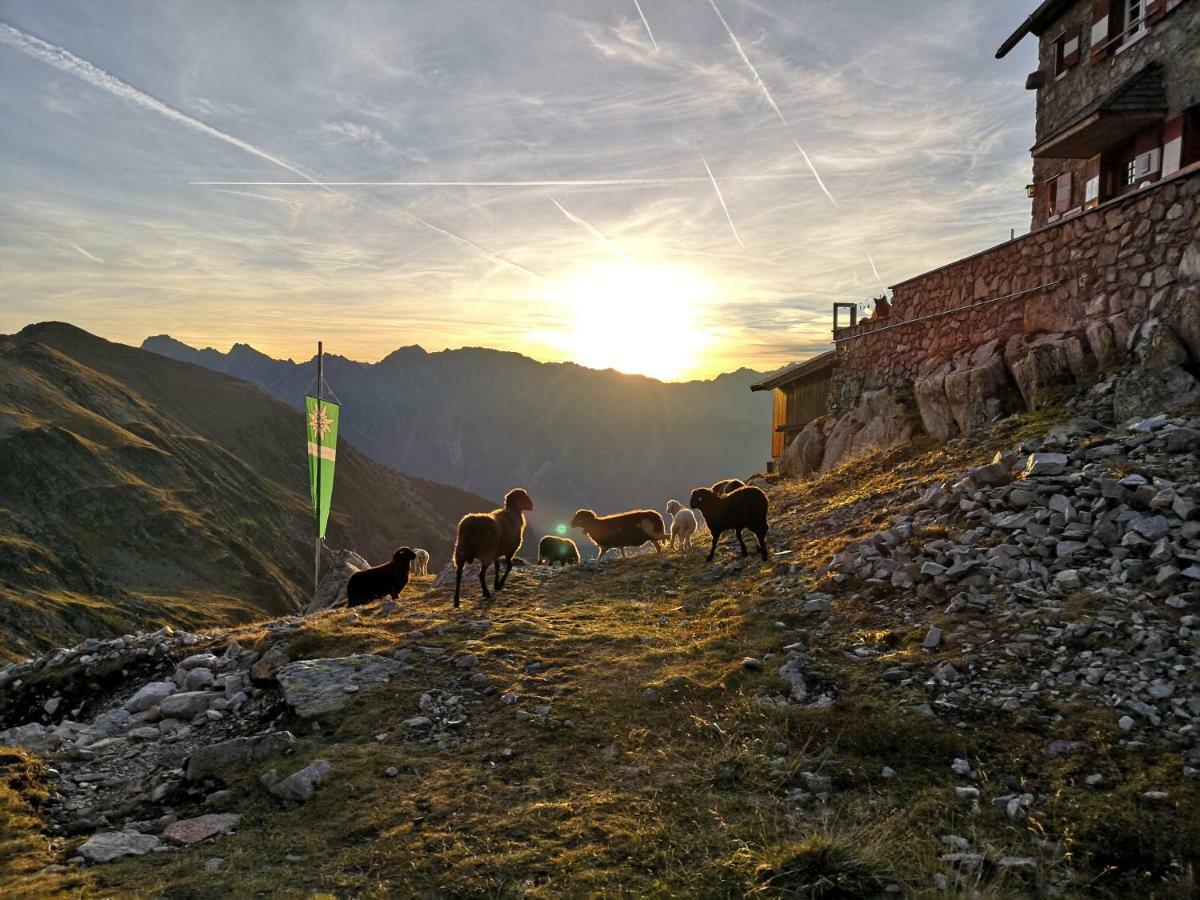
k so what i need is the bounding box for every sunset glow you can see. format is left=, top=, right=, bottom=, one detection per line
left=551, top=263, right=714, bottom=381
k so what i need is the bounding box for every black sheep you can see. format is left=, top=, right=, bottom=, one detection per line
left=346, top=547, right=417, bottom=607
left=711, top=478, right=746, bottom=496
left=538, top=535, right=580, bottom=565
left=570, top=509, right=667, bottom=560
left=689, top=486, right=769, bottom=562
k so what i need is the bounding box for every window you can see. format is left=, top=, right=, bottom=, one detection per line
left=1124, top=148, right=1161, bottom=186
left=1054, top=29, right=1081, bottom=76
left=1120, top=0, right=1148, bottom=47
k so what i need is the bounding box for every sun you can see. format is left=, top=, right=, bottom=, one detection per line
left=551, top=263, right=714, bottom=381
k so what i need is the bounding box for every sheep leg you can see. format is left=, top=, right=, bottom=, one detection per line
left=497, top=556, right=513, bottom=589
left=736, top=529, right=749, bottom=557
left=707, top=531, right=721, bottom=562
left=454, top=563, right=464, bottom=608
left=755, top=528, right=769, bottom=561
left=479, top=564, right=492, bottom=600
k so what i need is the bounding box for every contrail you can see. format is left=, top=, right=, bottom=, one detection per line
left=67, top=242, right=103, bottom=264
left=550, top=198, right=630, bottom=262
left=0, top=22, right=540, bottom=279
left=703, top=0, right=837, bottom=206
left=188, top=175, right=808, bottom=188
left=699, top=156, right=743, bottom=247
left=866, top=251, right=884, bottom=286
left=632, top=0, right=659, bottom=50
left=404, top=209, right=547, bottom=281
left=0, top=22, right=324, bottom=188
left=211, top=188, right=297, bottom=207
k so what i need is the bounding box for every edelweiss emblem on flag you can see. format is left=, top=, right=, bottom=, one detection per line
left=309, top=404, right=333, bottom=440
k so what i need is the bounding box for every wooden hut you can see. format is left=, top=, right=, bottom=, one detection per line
left=749, top=351, right=835, bottom=470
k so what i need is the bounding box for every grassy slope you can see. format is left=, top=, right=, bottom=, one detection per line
left=0, top=323, right=491, bottom=660
left=5, top=411, right=1198, bottom=898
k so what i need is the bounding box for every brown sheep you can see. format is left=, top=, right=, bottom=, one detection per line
left=689, top=485, right=769, bottom=562
left=570, top=508, right=667, bottom=560
left=346, top=547, right=417, bottom=607
left=453, top=488, right=534, bottom=607
left=538, top=535, right=580, bottom=565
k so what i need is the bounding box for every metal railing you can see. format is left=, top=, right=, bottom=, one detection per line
left=831, top=281, right=1059, bottom=344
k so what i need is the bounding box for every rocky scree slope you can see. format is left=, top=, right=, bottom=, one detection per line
left=1, top=404, right=1198, bottom=896
left=0, top=323, right=491, bottom=660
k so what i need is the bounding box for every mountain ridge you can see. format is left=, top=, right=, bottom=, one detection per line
left=142, top=334, right=791, bottom=536
left=0, top=323, right=493, bottom=659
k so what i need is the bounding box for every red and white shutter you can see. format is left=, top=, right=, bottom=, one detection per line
left=1084, top=156, right=1102, bottom=207
left=1062, top=28, right=1082, bottom=67
left=1162, top=117, right=1184, bottom=177
left=1056, top=172, right=1073, bottom=215
left=1090, top=0, right=1113, bottom=60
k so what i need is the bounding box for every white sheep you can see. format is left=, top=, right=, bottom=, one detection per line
left=665, top=500, right=698, bottom=550
left=413, top=548, right=430, bottom=576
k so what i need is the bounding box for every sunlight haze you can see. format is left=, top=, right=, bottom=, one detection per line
left=0, top=1, right=1037, bottom=378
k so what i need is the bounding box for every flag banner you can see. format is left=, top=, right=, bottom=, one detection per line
left=305, top=395, right=339, bottom=539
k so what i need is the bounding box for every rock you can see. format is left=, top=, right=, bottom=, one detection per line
left=1044, top=740, right=1087, bottom=759
left=0, top=723, right=56, bottom=753
left=183, top=668, right=215, bottom=692
left=44, top=697, right=61, bottom=716
left=163, top=813, right=240, bottom=845
left=270, top=759, right=331, bottom=802
left=186, top=732, right=298, bottom=782
left=159, top=691, right=211, bottom=720
left=250, top=645, right=290, bottom=682
left=1113, top=366, right=1200, bottom=423
left=454, top=654, right=479, bottom=669
left=1023, top=453, right=1069, bottom=477
left=779, top=418, right=827, bottom=477
left=178, top=653, right=219, bottom=670
left=777, top=657, right=807, bottom=702
left=922, top=625, right=942, bottom=651
left=77, top=831, right=160, bottom=863
left=881, top=766, right=895, bottom=779
left=204, top=858, right=225, bottom=873
left=384, top=766, right=398, bottom=778
left=126, top=681, right=176, bottom=713
left=277, top=655, right=407, bottom=718
left=1011, top=340, right=1074, bottom=410
left=305, top=549, right=370, bottom=614
left=1119, top=715, right=1135, bottom=732
left=742, top=657, right=763, bottom=671
left=954, top=786, right=979, bottom=800
left=997, top=856, right=1037, bottom=871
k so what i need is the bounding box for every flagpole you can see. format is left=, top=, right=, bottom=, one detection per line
left=314, top=340, right=323, bottom=601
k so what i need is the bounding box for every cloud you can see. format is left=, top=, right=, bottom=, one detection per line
left=0, top=1, right=1038, bottom=377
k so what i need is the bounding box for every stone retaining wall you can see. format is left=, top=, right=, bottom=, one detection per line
left=778, top=169, right=1200, bottom=478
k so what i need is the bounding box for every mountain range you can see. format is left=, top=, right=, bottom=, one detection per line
left=0, top=323, right=490, bottom=660
left=141, top=335, right=779, bottom=537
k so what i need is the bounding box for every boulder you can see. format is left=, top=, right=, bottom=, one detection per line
left=186, top=731, right=298, bottom=782
left=1113, top=366, right=1200, bottom=423
left=304, top=549, right=370, bottom=614
left=915, top=367, right=956, bottom=441
left=250, top=644, right=290, bottom=682
left=77, top=831, right=160, bottom=863
left=1085, top=320, right=1121, bottom=371
left=159, top=691, right=211, bottom=720
left=163, top=813, right=240, bottom=845
left=949, top=350, right=1021, bottom=434
left=269, top=759, right=331, bottom=802
left=125, top=681, right=176, bottom=713
left=0, top=723, right=56, bottom=753
left=276, top=655, right=407, bottom=718
left=1010, top=338, right=1074, bottom=410
left=778, top=418, right=826, bottom=478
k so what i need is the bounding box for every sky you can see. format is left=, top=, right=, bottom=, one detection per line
left=0, top=0, right=1039, bottom=380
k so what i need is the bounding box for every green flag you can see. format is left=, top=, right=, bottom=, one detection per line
left=305, top=395, right=339, bottom=539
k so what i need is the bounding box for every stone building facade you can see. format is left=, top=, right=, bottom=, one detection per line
left=999, top=0, right=1200, bottom=229
left=771, top=0, right=1200, bottom=479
